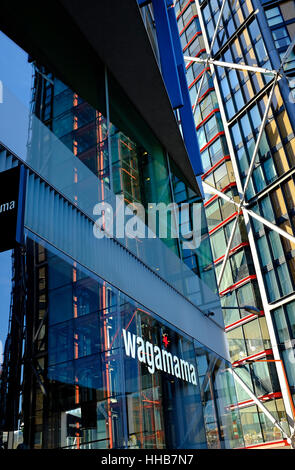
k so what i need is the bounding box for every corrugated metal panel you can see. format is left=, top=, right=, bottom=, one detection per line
left=23, top=171, right=228, bottom=359
left=0, top=142, right=228, bottom=359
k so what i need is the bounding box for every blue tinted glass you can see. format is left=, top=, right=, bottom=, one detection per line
left=231, top=122, right=242, bottom=147
left=263, top=158, right=277, bottom=184
left=234, top=89, right=245, bottom=110
left=253, top=166, right=266, bottom=192
left=220, top=76, right=230, bottom=98
left=266, top=7, right=280, bottom=19
left=257, top=235, right=272, bottom=266
left=237, top=146, right=249, bottom=174
left=250, top=105, right=261, bottom=131
left=226, top=98, right=236, bottom=119
left=269, top=231, right=284, bottom=260
left=277, top=263, right=293, bottom=296
left=228, top=70, right=239, bottom=90
left=286, top=302, right=295, bottom=338
left=260, top=196, right=275, bottom=220
left=273, top=306, right=290, bottom=342
left=265, top=269, right=280, bottom=302
left=255, top=39, right=268, bottom=64
left=240, top=114, right=252, bottom=139
left=249, top=20, right=260, bottom=42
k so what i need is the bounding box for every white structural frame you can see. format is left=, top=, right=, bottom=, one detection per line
left=228, top=368, right=292, bottom=444
left=184, top=0, right=295, bottom=441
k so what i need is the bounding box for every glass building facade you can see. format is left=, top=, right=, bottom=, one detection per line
left=176, top=0, right=295, bottom=448
left=12, top=232, right=240, bottom=449
left=0, top=2, right=243, bottom=450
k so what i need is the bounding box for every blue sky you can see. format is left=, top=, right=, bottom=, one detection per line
left=0, top=32, right=32, bottom=363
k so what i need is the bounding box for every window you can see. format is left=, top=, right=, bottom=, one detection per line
left=255, top=39, right=268, bottom=64
left=260, top=196, right=275, bottom=221
left=240, top=114, right=252, bottom=139
left=237, top=146, right=249, bottom=175
left=271, top=188, right=287, bottom=218
left=205, top=200, right=222, bottom=230
left=210, top=228, right=227, bottom=260
left=286, top=301, right=295, bottom=338
left=272, top=26, right=290, bottom=49
left=234, top=364, right=254, bottom=402
left=277, top=263, right=293, bottom=296
left=231, top=122, right=242, bottom=148
left=220, top=76, right=230, bottom=100
left=253, top=166, right=266, bottom=193
left=225, top=218, right=242, bottom=247
left=268, top=231, right=284, bottom=260
left=237, top=282, right=257, bottom=311
left=265, top=269, right=280, bottom=302
left=249, top=20, right=261, bottom=42
left=243, top=320, right=264, bottom=356
left=228, top=70, right=239, bottom=91
left=221, top=290, right=239, bottom=325
left=250, top=105, right=261, bottom=131
left=274, top=307, right=290, bottom=342
left=233, top=89, right=245, bottom=111
left=266, top=7, right=283, bottom=27
left=257, top=236, right=272, bottom=267
left=226, top=98, right=236, bottom=120
left=201, top=148, right=211, bottom=172
left=215, top=260, right=233, bottom=291
left=239, top=406, right=264, bottom=446
left=263, top=158, right=277, bottom=185
left=227, top=326, right=247, bottom=362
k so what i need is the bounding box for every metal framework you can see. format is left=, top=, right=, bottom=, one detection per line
left=182, top=0, right=295, bottom=445
left=184, top=4, right=294, bottom=290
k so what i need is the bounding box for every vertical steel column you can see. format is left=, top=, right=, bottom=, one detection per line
left=194, top=0, right=295, bottom=432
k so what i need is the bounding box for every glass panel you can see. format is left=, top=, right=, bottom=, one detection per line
left=268, top=231, right=284, bottom=260
left=239, top=405, right=263, bottom=447
left=259, top=401, right=284, bottom=442
left=277, top=263, right=293, bottom=296
left=273, top=307, right=290, bottom=343
left=265, top=270, right=280, bottom=302
left=257, top=236, right=272, bottom=267
left=227, top=327, right=247, bottom=362
left=210, top=228, right=227, bottom=260
left=286, top=301, right=295, bottom=338
left=243, top=320, right=264, bottom=356
left=221, top=291, right=240, bottom=326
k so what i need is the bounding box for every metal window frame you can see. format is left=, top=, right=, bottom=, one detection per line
left=189, top=0, right=295, bottom=438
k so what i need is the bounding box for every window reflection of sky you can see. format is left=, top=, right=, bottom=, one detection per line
left=0, top=31, right=31, bottom=364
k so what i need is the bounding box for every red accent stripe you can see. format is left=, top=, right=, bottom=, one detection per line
left=183, top=31, right=202, bottom=52
left=204, top=181, right=237, bottom=208
left=228, top=392, right=282, bottom=410
left=225, top=311, right=264, bottom=331
left=214, top=242, right=249, bottom=265
left=205, top=194, right=218, bottom=206
left=177, top=0, right=195, bottom=20
left=219, top=274, right=257, bottom=297
left=188, top=68, right=210, bottom=90
left=232, top=349, right=273, bottom=367
left=241, top=439, right=289, bottom=449
left=200, top=131, right=225, bottom=152
left=197, top=87, right=215, bottom=104
left=186, top=49, right=206, bottom=69
left=179, top=15, right=198, bottom=37
left=196, top=108, right=220, bottom=130
left=201, top=155, right=231, bottom=180
left=209, top=210, right=238, bottom=235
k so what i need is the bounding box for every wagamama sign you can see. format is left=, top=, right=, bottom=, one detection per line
left=122, top=329, right=198, bottom=386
